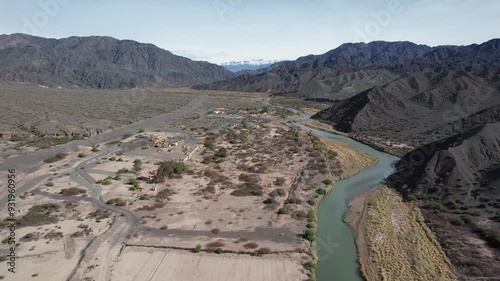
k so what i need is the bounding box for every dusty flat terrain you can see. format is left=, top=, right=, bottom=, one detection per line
left=113, top=247, right=307, bottom=281
left=1, top=88, right=348, bottom=281
left=0, top=83, right=194, bottom=138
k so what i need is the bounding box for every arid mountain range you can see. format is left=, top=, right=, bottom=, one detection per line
left=1, top=33, right=499, bottom=279
left=0, top=33, right=234, bottom=88
left=196, top=39, right=500, bottom=100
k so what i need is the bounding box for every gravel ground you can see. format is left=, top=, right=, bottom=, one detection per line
left=0, top=82, right=193, bottom=137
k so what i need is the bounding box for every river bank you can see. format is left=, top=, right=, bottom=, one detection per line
left=290, top=116, right=399, bottom=281
left=344, top=185, right=380, bottom=279
left=271, top=97, right=402, bottom=280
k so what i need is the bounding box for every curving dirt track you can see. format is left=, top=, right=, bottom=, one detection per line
left=0, top=94, right=209, bottom=280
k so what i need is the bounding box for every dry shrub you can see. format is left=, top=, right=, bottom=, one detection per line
left=135, top=203, right=165, bottom=211
left=243, top=242, right=259, bottom=249
left=291, top=210, right=307, bottom=220
left=206, top=241, right=225, bottom=248
left=44, top=231, right=63, bottom=239
left=211, top=228, right=220, bottom=234
left=71, top=231, right=84, bottom=238
left=256, top=247, right=271, bottom=255
left=234, top=237, right=249, bottom=243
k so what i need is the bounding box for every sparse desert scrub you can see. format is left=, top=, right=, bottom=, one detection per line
left=16, top=203, right=60, bottom=226
left=43, top=153, right=67, bottom=163
left=206, top=241, right=225, bottom=249
left=87, top=209, right=110, bottom=220
left=230, top=182, right=264, bottom=197
left=44, top=231, right=63, bottom=239
left=106, top=198, right=127, bottom=206
left=135, top=203, right=165, bottom=211
left=59, top=187, right=87, bottom=196
left=155, top=188, right=176, bottom=202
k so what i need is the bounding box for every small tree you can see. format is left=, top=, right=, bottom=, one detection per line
left=133, top=159, right=143, bottom=172
left=154, top=161, right=187, bottom=183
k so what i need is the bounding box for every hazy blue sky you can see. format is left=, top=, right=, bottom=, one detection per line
left=0, top=0, right=498, bottom=63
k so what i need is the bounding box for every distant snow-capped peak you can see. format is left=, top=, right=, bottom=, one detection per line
left=220, top=59, right=280, bottom=66
left=219, top=59, right=281, bottom=72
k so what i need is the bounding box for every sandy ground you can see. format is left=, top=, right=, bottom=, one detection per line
left=0, top=83, right=193, bottom=138
left=0, top=197, right=111, bottom=280
left=0, top=89, right=372, bottom=281
left=112, top=247, right=308, bottom=281
left=345, top=186, right=379, bottom=280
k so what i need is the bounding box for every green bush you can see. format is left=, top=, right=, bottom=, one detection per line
left=101, top=178, right=113, bottom=185
left=78, top=153, right=86, bottom=158
left=277, top=207, right=288, bottom=215
left=59, top=187, right=86, bottom=196
left=214, top=147, right=228, bottom=158
left=426, top=201, right=446, bottom=211
left=193, top=244, right=202, bottom=253
left=304, top=229, right=316, bottom=242
left=316, top=188, right=327, bottom=196
left=117, top=168, right=129, bottom=174
left=450, top=218, right=464, bottom=226
left=475, top=227, right=500, bottom=249
left=304, top=261, right=317, bottom=272
left=263, top=198, right=276, bottom=204
left=128, top=178, right=140, bottom=186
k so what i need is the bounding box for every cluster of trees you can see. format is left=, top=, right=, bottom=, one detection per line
left=154, top=161, right=187, bottom=183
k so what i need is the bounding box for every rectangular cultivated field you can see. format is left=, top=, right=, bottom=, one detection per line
left=112, top=247, right=306, bottom=281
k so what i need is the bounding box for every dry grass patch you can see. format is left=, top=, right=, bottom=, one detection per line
left=318, top=136, right=377, bottom=178
left=301, top=119, right=345, bottom=135
left=362, top=186, right=458, bottom=281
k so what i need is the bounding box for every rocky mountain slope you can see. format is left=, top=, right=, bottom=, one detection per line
left=0, top=33, right=234, bottom=88
left=312, top=70, right=500, bottom=146
left=196, top=40, right=500, bottom=101
left=387, top=123, right=500, bottom=279
left=195, top=41, right=431, bottom=98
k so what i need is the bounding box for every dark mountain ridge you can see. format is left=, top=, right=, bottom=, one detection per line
left=0, top=33, right=234, bottom=88
left=195, top=39, right=500, bottom=100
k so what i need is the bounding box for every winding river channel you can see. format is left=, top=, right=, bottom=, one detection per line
left=266, top=100, right=400, bottom=281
